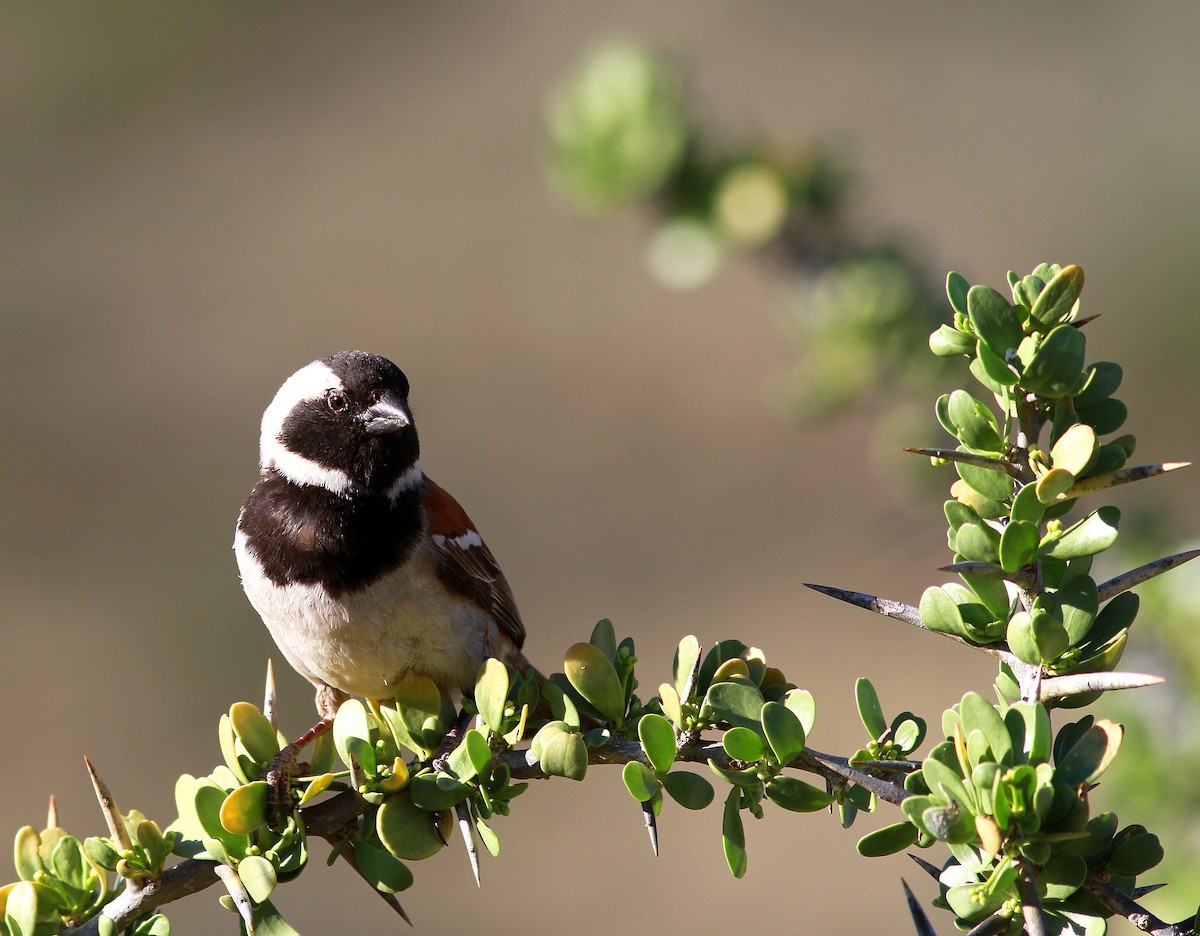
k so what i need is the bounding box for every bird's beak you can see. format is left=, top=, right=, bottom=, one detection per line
left=363, top=390, right=412, bottom=435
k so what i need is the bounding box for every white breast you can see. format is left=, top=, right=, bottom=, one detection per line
left=234, top=530, right=496, bottom=699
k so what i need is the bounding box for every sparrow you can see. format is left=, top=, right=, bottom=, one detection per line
left=235, top=351, right=533, bottom=739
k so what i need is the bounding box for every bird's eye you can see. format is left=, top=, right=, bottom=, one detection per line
left=325, top=389, right=348, bottom=413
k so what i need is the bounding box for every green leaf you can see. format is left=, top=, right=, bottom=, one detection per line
left=1108, top=831, right=1164, bottom=875
left=1057, top=575, right=1099, bottom=646
left=971, top=344, right=1017, bottom=393
left=999, top=520, right=1040, bottom=573
left=564, top=642, right=626, bottom=723
left=219, top=782, right=270, bottom=835
left=722, top=726, right=766, bottom=762
left=476, top=818, right=501, bottom=859
left=701, top=679, right=766, bottom=732
left=920, top=756, right=973, bottom=812
left=695, top=639, right=748, bottom=697
left=919, top=585, right=968, bottom=638
left=721, top=789, right=747, bottom=878
left=930, top=324, right=975, bottom=357
left=250, top=900, right=303, bottom=936
left=946, top=271, right=970, bottom=316
left=954, top=520, right=1001, bottom=564
left=967, top=284, right=1024, bottom=355
left=229, top=702, right=280, bottom=764
left=1031, top=609, right=1069, bottom=662
left=761, top=701, right=806, bottom=765
left=1029, top=263, right=1084, bottom=328
left=622, top=761, right=662, bottom=802
left=1077, top=397, right=1128, bottom=435
left=589, top=618, right=618, bottom=662
left=961, top=572, right=1011, bottom=621
left=1074, top=361, right=1123, bottom=409
left=4, top=882, right=38, bottom=936
left=662, top=771, right=715, bottom=810
left=637, top=713, right=677, bottom=774
left=376, top=789, right=449, bottom=861
left=856, top=821, right=919, bottom=857
left=1010, top=483, right=1046, bottom=525
left=352, top=838, right=414, bottom=893
left=854, top=677, right=887, bottom=738
left=947, top=389, right=1003, bottom=451
left=672, top=635, right=701, bottom=700
left=474, top=658, right=510, bottom=734
left=1022, top=323, right=1085, bottom=398
left=956, top=460, right=1014, bottom=505
left=332, top=698, right=376, bottom=776
left=1040, top=506, right=1120, bottom=560
left=532, top=724, right=589, bottom=781
left=238, top=854, right=277, bottom=904
left=1049, top=423, right=1097, bottom=477
left=959, top=692, right=1012, bottom=766
left=781, top=688, right=816, bottom=737
left=765, top=776, right=834, bottom=812
left=1036, top=468, right=1077, bottom=504
left=1056, top=719, right=1123, bottom=786
left=12, top=828, right=42, bottom=882
left=707, top=758, right=762, bottom=788
left=408, top=773, right=470, bottom=810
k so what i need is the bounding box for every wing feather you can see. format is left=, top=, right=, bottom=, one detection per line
left=421, top=477, right=526, bottom=650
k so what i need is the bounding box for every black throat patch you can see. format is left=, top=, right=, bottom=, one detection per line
left=238, top=469, right=424, bottom=597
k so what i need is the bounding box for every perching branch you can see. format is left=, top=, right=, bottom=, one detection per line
left=64, top=734, right=911, bottom=935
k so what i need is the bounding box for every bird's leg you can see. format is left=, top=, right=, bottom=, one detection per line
left=430, top=708, right=475, bottom=773
left=264, top=685, right=348, bottom=826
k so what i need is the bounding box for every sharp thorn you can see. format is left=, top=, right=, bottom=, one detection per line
left=214, top=863, right=255, bottom=933
left=1040, top=671, right=1165, bottom=700
left=263, top=659, right=278, bottom=732
left=804, top=583, right=922, bottom=625
left=84, top=756, right=133, bottom=852
left=964, top=911, right=1014, bottom=936
left=46, top=795, right=58, bottom=830
left=1061, top=461, right=1191, bottom=500
left=642, top=799, right=659, bottom=857
left=901, top=447, right=1024, bottom=478
left=456, top=802, right=481, bottom=887
left=1097, top=548, right=1200, bottom=602
left=1132, top=882, right=1167, bottom=898
left=908, top=852, right=942, bottom=881
left=901, top=878, right=937, bottom=936
left=940, top=560, right=1036, bottom=588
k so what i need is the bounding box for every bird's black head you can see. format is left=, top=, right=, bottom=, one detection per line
left=259, top=351, right=421, bottom=497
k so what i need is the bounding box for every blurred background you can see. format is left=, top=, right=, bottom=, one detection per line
left=2, top=3, right=1199, bottom=932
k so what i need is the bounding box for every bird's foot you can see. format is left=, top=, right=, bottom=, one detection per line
left=263, top=712, right=337, bottom=827
left=429, top=708, right=475, bottom=773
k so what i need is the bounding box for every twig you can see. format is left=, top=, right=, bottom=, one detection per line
left=963, top=912, right=1011, bottom=936
left=1085, top=872, right=1196, bottom=936
left=1014, top=856, right=1048, bottom=936
left=65, top=737, right=911, bottom=934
